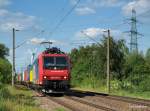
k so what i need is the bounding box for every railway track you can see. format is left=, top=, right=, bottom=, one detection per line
left=47, top=93, right=150, bottom=111
left=16, top=85, right=150, bottom=111
left=70, top=89, right=150, bottom=107
left=96, top=94, right=150, bottom=107
left=46, top=95, right=117, bottom=111
left=47, top=96, right=80, bottom=111
left=64, top=96, right=116, bottom=111
left=45, top=94, right=116, bottom=111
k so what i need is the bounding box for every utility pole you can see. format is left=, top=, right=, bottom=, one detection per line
left=12, top=28, right=19, bottom=86
left=104, top=29, right=110, bottom=93
left=107, top=30, right=110, bottom=93
left=12, top=28, right=15, bottom=86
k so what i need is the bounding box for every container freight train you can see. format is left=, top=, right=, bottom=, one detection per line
left=17, top=47, right=71, bottom=92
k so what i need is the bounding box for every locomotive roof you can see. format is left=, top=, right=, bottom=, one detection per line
left=37, top=47, right=68, bottom=57
left=42, top=53, right=67, bottom=56
left=43, top=47, right=65, bottom=54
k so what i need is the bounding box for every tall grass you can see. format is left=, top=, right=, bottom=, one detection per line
left=0, top=84, right=44, bottom=111
left=71, top=74, right=107, bottom=93
left=72, top=78, right=150, bottom=99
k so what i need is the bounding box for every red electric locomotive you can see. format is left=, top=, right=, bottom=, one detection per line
left=29, top=47, right=71, bottom=92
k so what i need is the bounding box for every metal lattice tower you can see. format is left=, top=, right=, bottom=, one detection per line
left=130, top=9, right=138, bottom=52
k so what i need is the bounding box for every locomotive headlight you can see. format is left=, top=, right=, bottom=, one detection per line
left=43, top=76, right=47, bottom=79
left=64, top=76, right=67, bottom=79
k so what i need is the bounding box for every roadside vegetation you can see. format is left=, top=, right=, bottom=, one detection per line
left=54, top=108, right=66, bottom=111
left=0, top=43, right=11, bottom=84
left=70, top=36, right=150, bottom=99
left=0, top=84, right=44, bottom=111
left=0, top=43, right=44, bottom=111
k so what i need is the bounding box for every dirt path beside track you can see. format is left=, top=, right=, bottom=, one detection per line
left=33, top=92, right=71, bottom=111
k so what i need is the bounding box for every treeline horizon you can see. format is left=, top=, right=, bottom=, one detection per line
left=70, top=36, right=150, bottom=92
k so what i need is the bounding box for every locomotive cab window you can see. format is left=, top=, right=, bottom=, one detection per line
left=56, top=57, right=67, bottom=66
left=44, top=57, right=55, bottom=69
left=43, top=56, right=68, bottom=70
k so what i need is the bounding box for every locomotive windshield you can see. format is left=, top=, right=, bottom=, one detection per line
left=44, top=56, right=68, bottom=70
left=56, top=57, right=67, bottom=66
left=44, top=57, right=55, bottom=66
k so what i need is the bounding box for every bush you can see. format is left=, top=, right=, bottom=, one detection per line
left=0, top=85, right=11, bottom=99
left=0, top=59, right=12, bottom=83
left=0, top=104, right=9, bottom=111
left=110, top=80, right=122, bottom=90
left=139, top=76, right=150, bottom=91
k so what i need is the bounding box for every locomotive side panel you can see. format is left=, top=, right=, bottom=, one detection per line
left=38, top=55, right=44, bottom=85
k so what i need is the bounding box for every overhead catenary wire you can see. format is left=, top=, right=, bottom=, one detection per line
left=79, top=21, right=129, bottom=43
left=137, top=9, right=150, bottom=17
left=49, top=0, right=68, bottom=27
left=21, top=0, right=81, bottom=52
left=49, top=0, right=81, bottom=37
left=81, top=31, right=103, bottom=47
left=36, top=0, right=68, bottom=37
left=15, top=39, right=29, bottom=49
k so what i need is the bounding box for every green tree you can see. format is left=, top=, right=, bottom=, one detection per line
left=0, top=43, right=11, bottom=84
left=122, top=52, right=150, bottom=91
left=0, top=59, right=12, bottom=83
left=70, top=36, right=127, bottom=87
left=100, top=37, right=127, bottom=80
left=0, top=44, right=9, bottom=59
left=146, top=48, right=150, bottom=64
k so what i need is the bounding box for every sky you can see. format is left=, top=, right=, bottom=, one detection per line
left=0, top=0, right=150, bottom=72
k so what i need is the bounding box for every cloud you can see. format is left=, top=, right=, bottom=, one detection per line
left=0, top=9, right=8, bottom=16
left=122, top=0, right=150, bottom=16
left=48, top=39, right=67, bottom=46
left=70, top=0, right=78, bottom=5
left=91, top=0, right=125, bottom=7
left=29, top=38, right=45, bottom=44
left=76, top=27, right=105, bottom=38
left=0, top=9, right=37, bottom=31
left=73, top=0, right=125, bottom=15
left=0, top=0, right=38, bottom=31
left=0, top=0, right=11, bottom=7
left=76, top=27, right=121, bottom=38
left=29, top=38, right=66, bottom=46
left=75, top=7, right=95, bottom=15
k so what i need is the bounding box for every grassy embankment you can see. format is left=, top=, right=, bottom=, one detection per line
left=72, top=78, right=150, bottom=100
left=0, top=84, right=45, bottom=111
left=54, top=108, right=66, bottom=111
left=74, top=86, right=150, bottom=100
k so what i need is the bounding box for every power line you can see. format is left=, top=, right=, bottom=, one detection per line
left=81, top=31, right=102, bottom=47
left=36, top=0, right=68, bottom=37
left=49, top=0, right=81, bottom=36
left=137, top=9, right=150, bottom=17
left=18, top=2, right=68, bottom=37
left=50, top=0, right=68, bottom=26
left=109, top=22, right=128, bottom=30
